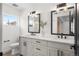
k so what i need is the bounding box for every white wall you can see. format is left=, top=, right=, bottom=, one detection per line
left=2, top=4, right=21, bottom=53
left=20, top=3, right=56, bottom=37
left=20, top=3, right=75, bottom=40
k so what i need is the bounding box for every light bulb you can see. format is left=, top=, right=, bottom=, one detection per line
left=64, top=6, right=67, bottom=12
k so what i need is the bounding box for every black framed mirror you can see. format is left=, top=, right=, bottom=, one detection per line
left=28, top=13, right=40, bottom=33
left=51, top=6, right=75, bottom=36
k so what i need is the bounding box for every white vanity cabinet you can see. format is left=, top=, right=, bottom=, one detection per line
left=48, top=41, right=74, bottom=56
left=19, top=37, right=74, bottom=56
left=19, top=37, right=48, bottom=56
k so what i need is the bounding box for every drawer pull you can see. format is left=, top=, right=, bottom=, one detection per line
left=36, top=41, right=40, bottom=43
left=36, top=48, right=40, bottom=50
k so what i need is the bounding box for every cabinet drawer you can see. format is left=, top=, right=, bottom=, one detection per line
left=21, top=37, right=48, bottom=46
left=33, top=45, right=48, bottom=56
left=48, top=42, right=73, bottom=50
left=32, top=39, right=48, bottom=47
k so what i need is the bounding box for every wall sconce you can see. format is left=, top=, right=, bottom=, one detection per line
left=28, top=11, right=40, bottom=18
left=56, top=5, right=68, bottom=12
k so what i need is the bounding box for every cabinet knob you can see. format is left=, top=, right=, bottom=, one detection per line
left=36, top=48, right=40, bottom=50
left=23, top=42, right=27, bottom=46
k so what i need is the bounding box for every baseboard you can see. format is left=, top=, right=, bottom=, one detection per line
left=0, top=52, right=3, bottom=56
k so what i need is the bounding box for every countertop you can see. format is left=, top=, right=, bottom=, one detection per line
left=20, top=35, right=75, bottom=45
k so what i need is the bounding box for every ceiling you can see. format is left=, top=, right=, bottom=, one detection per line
left=5, top=3, right=58, bottom=11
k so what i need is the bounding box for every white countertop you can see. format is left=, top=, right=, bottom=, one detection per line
left=20, top=35, right=75, bottom=45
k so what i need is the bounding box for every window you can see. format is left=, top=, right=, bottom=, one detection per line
left=3, top=15, right=17, bottom=26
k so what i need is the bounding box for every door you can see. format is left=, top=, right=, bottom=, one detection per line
left=75, top=3, right=79, bottom=56
left=2, top=25, right=11, bottom=54
left=2, top=14, right=19, bottom=53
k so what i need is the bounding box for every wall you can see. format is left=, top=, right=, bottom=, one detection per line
left=20, top=3, right=75, bottom=40
left=2, top=4, right=21, bottom=53
left=20, top=3, right=56, bottom=37
left=0, top=3, right=2, bottom=53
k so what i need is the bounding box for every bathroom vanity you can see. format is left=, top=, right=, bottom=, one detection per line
left=19, top=35, right=74, bottom=56
left=19, top=4, right=76, bottom=56
left=19, top=7, right=75, bottom=56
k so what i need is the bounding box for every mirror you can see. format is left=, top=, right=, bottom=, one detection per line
left=28, top=13, right=40, bottom=33
left=51, top=7, right=75, bottom=36
left=57, top=15, right=70, bottom=34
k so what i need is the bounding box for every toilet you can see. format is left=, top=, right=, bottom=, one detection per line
left=10, top=43, right=19, bottom=55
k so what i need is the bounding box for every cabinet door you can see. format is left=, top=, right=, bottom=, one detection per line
left=48, top=47, right=58, bottom=56
left=26, top=43, right=34, bottom=56
left=19, top=38, right=27, bottom=56
left=20, top=38, right=35, bottom=56
left=61, top=50, right=74, bottom=56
